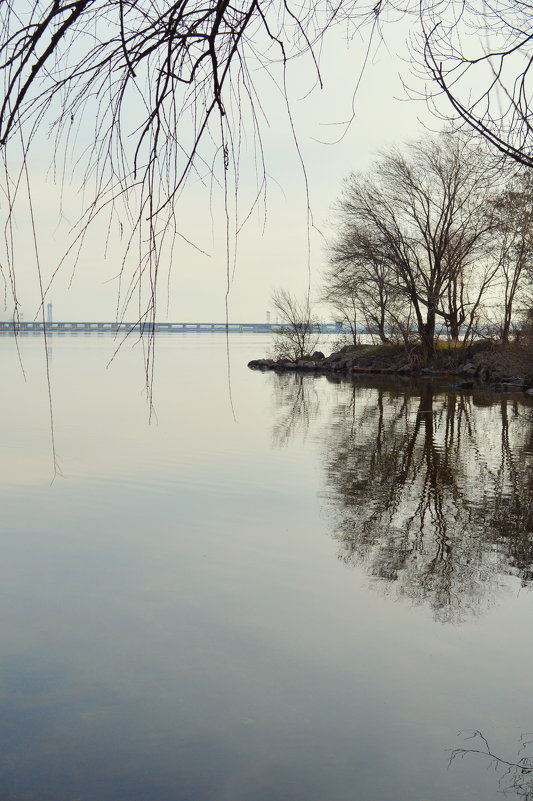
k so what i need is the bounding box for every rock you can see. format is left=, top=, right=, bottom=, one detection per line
left=460, top=362, right=478, bottom=376
left=335, top=358, right=353, bottom=370
left=453, top=380, right=474, bottom=390
left=499, top=382, right=524, bottom=392
left=324, top=351, right=344, bottom=363
left=311, top=351, right=325, bottom=361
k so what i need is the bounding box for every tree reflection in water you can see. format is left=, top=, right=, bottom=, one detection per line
left=271, top=373, right=533, bottom=622
left=450, top=731, right=533, bottom=800
left=271, top=372, right=321, bottom=449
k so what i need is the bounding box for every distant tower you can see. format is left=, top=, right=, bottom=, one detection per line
left=266, top=311, right=270, bottom=325
left=47, top=302, right=53, bottom=324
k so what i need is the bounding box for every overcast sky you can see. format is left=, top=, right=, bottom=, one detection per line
left=3, top=18, right=438, bottom=324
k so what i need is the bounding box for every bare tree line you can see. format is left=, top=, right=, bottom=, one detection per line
left=325, top=132, right=532, bottom=358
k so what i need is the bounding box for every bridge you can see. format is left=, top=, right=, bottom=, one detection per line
left=0, top=321, right=345, bottom=335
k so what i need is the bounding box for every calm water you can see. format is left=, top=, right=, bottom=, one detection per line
left=1, top=333, right=532, bottom=801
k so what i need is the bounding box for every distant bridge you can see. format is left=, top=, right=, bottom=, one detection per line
left=0, top=321, right=346, bottom=335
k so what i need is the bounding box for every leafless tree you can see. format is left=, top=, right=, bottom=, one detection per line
left=0, top=0, right=373, bottom=312
left=271, top=287, right=320, bottom=360
left=325, top=221, right=412, bottom=344
left=490, top=170, right=533, bottom=343
left=322, top=280, right=360, bottom=348
left=329, top=133, right=497, bottom=358
left=418, top=0, right=533, bottom=170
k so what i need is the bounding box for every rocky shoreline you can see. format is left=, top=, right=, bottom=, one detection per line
left=248, top=343, right=533, bottom=395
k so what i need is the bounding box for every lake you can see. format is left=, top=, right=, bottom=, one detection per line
left=1, top=333, right=532, bottom=801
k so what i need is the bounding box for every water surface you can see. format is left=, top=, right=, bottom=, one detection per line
left=1, top=334, right=532, bottom=801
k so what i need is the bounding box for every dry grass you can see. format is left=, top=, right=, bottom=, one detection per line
left=335, top=340, right=533, bottom=379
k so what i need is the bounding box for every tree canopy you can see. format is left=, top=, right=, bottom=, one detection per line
left=326, top=133, right=532, bottom=353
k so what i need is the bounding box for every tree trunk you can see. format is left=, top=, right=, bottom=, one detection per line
left=378, top=326, right=391, bottom=344
left=378, top=310, right=391, bottom=343
left=448, top=318, right=461, bottom=342
left=420, top=309, right=436, bottom=362
left=501, top=316, right=511, bottom=345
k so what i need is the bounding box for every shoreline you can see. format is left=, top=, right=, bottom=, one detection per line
left=248, top=342, right=533, bottom=395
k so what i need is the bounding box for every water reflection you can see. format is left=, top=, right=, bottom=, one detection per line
left=272, top=373, right=320, bottom=448
left=271, top=373, right=533, bottom=622
left=450, top=730, right=533, bottom=801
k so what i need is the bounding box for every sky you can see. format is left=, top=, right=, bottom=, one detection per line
left=1, top=15, right=439, bottom=324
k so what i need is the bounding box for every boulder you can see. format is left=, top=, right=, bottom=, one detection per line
left=459, top=362, right=477, bottom=376
left=453, top=380, right=474, bottom=390
left=499, top=382, right=524, bottom=392
left=324, top=351, right=343, bottom=363
left=332, top=358, right=352, bottom=370
left=311, top=351, right=325, bottom=361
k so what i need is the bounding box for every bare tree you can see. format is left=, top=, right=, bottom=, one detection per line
left=0, top=0, right=374, bottom=318
left=418, top=0, right=533, bottom=170
left=490, top=171, right=533, bottom=343
left=327, top=285, right=360, bottom=348
left=329, top=133, right=497, bottom=359
left=325, top=221, right=411, bottom=344
left=271, top=288, right=320, bottom=361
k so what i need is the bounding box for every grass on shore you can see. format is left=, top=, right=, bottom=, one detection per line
left=335, top=339, right=533, bottom=380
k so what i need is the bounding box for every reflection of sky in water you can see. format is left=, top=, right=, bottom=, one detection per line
left=0, top=335, right=532, bottom=801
